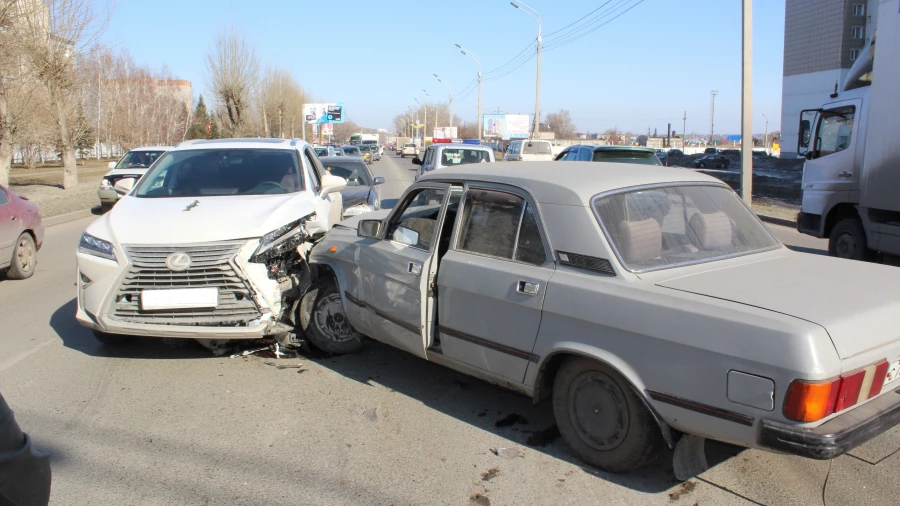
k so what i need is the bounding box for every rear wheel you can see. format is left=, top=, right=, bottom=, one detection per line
left=553, top=357, right=663, bottom=473
left=829, top=218, right=872, bottom=261
left=698, top=162, right=705, bottom=168
left=300, top=281, right=366, bottom=355
left=7, top=233, right=36, bottom=280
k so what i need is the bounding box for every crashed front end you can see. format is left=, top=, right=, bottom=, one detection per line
left=75, top=213, right=323, bottom=342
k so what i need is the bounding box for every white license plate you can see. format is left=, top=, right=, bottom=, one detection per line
left=886, top=361, right=900, bottom=387
left=141, top=288, right=218, bottom=310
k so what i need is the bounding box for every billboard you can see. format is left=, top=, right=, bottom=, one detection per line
left=303, top=103, right=345, bottom=124
left=433, top=126, right=458, bottom=139
left=483, top=114, right=530, bottom=140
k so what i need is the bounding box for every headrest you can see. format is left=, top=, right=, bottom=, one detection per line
left=688, top=212, right=732, bottom=249
left=618, top=218, right=662, bottom=265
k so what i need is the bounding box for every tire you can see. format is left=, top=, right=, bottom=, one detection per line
left=300, top=281, right=366, bottom=355
left=698, top=162, right=705, bottom=168
left=552, top=357, right=663, bottom=473
left=6, top=233, right=36, bottom=280
left=829, top=218, right=872, bottom=261
left=92, top=330, right=131, bottom=345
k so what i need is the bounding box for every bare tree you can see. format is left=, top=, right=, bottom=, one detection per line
left=545, top=109, right=577, bottom=140
left=259, top=66, right=307, bottom=139
left=205, top=26, right=259, bottom=137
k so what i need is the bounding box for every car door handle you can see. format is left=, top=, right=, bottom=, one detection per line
left=517, top=280, right=540, bottom=296
left=838, top=171, right=852, bottom=179
left=408, top=262, right=422, bottom=276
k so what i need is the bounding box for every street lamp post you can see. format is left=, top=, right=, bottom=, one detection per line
left=434, top=74, right=453, bottom=130
left=455, top=44, right=482, bottom=140
left=415, top=98, right=427, bottom=149
left=424, top=90, right=439, bottom=135
left=511, top=1, right=541, bottom=140
left=762, top=113, right=769, bottom=155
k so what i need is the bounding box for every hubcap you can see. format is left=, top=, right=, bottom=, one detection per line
left=568, top=371, right=629, bottom=451
left=16, top=238, right=34, bottom=271
left=835, top=232, right=857, bottom=258
left=313, top=293, right=355, bottom=343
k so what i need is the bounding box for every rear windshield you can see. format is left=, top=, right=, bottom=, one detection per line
left=323, top=160, right=372, bottom=186
left=134, top=149, right=304, bottom=198
left=116, top=150, right=166, bottom=169
left=342, top=146, right=361, bottom=155
left=592, top=150, right=662, bottom=166
left=593, top=185, right=779, bottom=272
left=522, top=141, right=551, bottom=154
left=438, top=148, right=490, bottom=166
left=314, top=147, right=328, bottom=156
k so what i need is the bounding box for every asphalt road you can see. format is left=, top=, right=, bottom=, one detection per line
left=1, top=152, right=897, bottom=505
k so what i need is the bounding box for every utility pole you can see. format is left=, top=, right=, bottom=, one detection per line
left=709, top=90, right=718, bottom=143
left=434, top=74, right=452, bottom=129
left=741, top=0, right=753, bottom=205
left=682, top=111, right=687, bottom=151
left=456, top=44, right=483, bottom=140
left=511, top=1, right=541, bottom=140
left=416, top=98, right=427, bottom=147
left=762, top=113, right=769, bottom=155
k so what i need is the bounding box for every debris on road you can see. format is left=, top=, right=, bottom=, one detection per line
left=263, top=362, right=304, bottom=372
left=494, top=413, right=528, bottom=428
left=362, top=406, right=387, bottom=422
left=489, top=447, right=524, bottom=459
left=668, top=480, right=697, bottom=502
left=480, top=467, right=501, bottom=482
left=469, top=493, right=491, bottom=506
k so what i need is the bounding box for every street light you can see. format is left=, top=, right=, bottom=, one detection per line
left=415, top=98, right=428, bottom=149
left=511, top=0, right=542, bottom=140
left=433, top=74, right=453, bottom=130
left=424, top=89, right=440, bottom=135
left=455, top=44, right=483, bottom=140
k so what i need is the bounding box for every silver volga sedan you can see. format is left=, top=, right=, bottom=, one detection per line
left=298, top=161, right=900, bottom=475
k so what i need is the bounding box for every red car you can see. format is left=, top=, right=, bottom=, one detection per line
left=0, top=184, right=43, bottom=279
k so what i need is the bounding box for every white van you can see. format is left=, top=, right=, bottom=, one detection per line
left=503, top=139, right=553, bottom=162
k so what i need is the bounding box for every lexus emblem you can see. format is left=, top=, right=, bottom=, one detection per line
left=165, top=252, right=192, bottom=272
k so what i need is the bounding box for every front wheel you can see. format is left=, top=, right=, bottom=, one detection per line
left=553, top=357, right=663, bottom=473
left=300, top=281, right=366, bottom=355
left=829, top=218, right=872, bottom=261
left=697, top=162, right=705, bottom=168
left=6, top=233, right=36, bottom=280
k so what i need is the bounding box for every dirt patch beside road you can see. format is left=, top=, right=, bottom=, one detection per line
left=9, top=162, right=109, bottom=217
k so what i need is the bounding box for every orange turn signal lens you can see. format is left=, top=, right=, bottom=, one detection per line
left=783, top=378, right=840, bottom=422
left=329, top=246, right=337, bottom=253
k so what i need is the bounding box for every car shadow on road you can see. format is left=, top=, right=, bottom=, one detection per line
left=51, top=298, right=211, bottom=360
left=305, top=341, right=746, bottom=494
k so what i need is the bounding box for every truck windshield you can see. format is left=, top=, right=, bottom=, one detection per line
left=522, top=141, right=551, bottom=154
left=593, top=184, right=780, bottom=272
left=134, top=149, right=304, bottom=198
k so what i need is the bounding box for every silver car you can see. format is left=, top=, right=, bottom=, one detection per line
left=98, top=146, right=171, bottom=212
left=300, top=161, right=900, bottom=475
left=412, top=143, right=494, bottom=180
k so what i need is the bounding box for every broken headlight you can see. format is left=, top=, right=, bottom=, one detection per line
left=343, top=203, right=375, bottom=218
left=78, top=232, right=117, bottom=262
left=250, top=214, right=313, bottom=263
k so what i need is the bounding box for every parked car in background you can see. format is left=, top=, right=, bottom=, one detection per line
left=76, top=138, right=347, bottom=347
left=555, top=145, right=662, bottom=166
left=314, top=146, right=338, bottom=157
left=503, top=139, right=554, bottom=162
left=692, top=154, right=731, bottom=168
left=412, top=143, right=494, bottom=180
left=0, top=391, right=52, bottom=505
left=667, top=149, right=685, bottom=157
left=704, top=147, right=720, bottom=154
left=654, top=149, right=669, bottom=165
left=303, top=161, right=900, bottom=475
left=400, top=143, right=418, bottom=158
left=98, top=146, right=171, bottom=212
left=320, top=156, right=385, bottom=218
left=0, top=184, right=43, bottom=280
left=720, top=149, right=741, bottom=156
left=341, top=145, right=362, bottom=158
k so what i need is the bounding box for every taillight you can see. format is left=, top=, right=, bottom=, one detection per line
left=784, top=359, right=889, bottom=422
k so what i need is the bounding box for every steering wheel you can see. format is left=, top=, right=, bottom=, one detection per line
left=249, top=181, right=288, bottom=193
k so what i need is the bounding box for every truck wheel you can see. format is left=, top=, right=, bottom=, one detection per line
left=829, top=218, right=872, bottom=261
left=7, top=233, right=36, bottom=280
left=92, top=330, right=132, bottom=345
left=300, top=281, right=366, bottom=355
left=553, top=357, right=663, bottom=473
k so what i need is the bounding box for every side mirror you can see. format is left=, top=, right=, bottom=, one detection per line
left=412, top=157, right=423, bottom=165
left=113, top=177, right=135, bottom=195
left=373, top=176, right=385, bottom=185
left=358, top=219, right=382, bottom=239
left=107, top=161, right=117, bottom=169
left=321, top=173, right=347, bottom=196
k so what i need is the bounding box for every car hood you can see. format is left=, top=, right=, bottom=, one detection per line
left=106, top=194, right=318, bottom=245
left=103, top=168, right=150, bottom=178
left=655, top=253, right=900, bottom=360
left=340, top=186, right=373, bottom=208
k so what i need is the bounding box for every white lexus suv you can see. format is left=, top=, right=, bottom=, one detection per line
left=76, top=138, right=346, bottom=346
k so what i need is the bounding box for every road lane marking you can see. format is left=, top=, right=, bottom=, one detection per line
left=0, top=338, right=56, bottom=373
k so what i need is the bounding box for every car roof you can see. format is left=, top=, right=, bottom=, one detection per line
left=171, top=138, right=309, bottom=151
left=417, top=161, right=724, bottom=206
left=585, top=145, right=656, bottom=153
left=128, top=146, right=172, bottom=151
left=319, top=156, right=365, bottom=163
left=432, top=143, right=491, bottom=150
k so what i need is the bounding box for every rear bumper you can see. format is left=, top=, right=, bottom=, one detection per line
left=758, top=387, right=900, bottom=460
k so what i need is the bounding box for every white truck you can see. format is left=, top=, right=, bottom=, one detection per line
left=797, top=0, right=900, bottom=262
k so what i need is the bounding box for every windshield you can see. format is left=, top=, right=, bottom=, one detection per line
left=593, top=184, right=779, bottom=272
left=323, top=160, right=372, bottom=186
left=314, top=147, right=328, bottom=156
left=592, top=150, right=662, bottom=166
left=522, top=141, right=551, bottom=154
left=116, top=150, right=166, bottom=169
left=342, top=146, right=361, bottom=155
left=438, top=148, right=490, bottom=166
left=358, top=145, right=372, bottom=152
left=134, top=148, right=304, bottom=198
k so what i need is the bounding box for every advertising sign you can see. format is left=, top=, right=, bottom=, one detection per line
left=433, top=126, right=458, bottom=139
left=321, top=123, right=334, bottom=136
left=483, top=114, right=530, bottom=140
left=303, top=103, right=345, bottom=124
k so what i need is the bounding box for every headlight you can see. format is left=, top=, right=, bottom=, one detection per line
left=78, top=232, right=117, bottom=261
left=100, top=179, right=112, bottom=187
left=343, top=204, right=375, bottom=217
left=250, top=214, right=313, bottom=263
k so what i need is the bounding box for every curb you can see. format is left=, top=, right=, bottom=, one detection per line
left=43, top=208, right=97, bottom=228
left=757, top=214, right=797, bottom=229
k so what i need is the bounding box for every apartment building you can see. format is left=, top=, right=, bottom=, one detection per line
left=780, top=0, right=878, bottom=157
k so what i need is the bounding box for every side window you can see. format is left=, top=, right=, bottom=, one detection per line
left=424, top=147, right=434, bottom=166
left=555, top=149, right=569, bottom=161
left=0, top=189, right=9, bottom=206
left=564, top=149, right=579, bottom=161
left=515, top=204, right=547, bottom=265
left=458, top=189, right=524, bottom=259
left=815, top=106, right=855, bottom=158
left=388, top=187, right=447, bottom=250
left=579, top=148, right=593, bottom=161
left=304, top=148, right=322, bottom=192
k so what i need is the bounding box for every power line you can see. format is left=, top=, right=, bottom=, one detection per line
left=544, top=0, right=646, bottom=51
left=544, top=0, right=614, bottom=37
